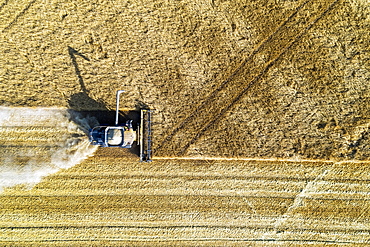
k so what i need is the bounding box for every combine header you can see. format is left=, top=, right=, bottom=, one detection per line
left=139, top=109, right=153, bottom=162
left=89, top=90, right=152, bottom=162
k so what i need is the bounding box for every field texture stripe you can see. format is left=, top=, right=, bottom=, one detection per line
left=154, top=0, right=310, bottom=154
left=156, top=0, right=339, bottom=157
left=0, top=0, right=37, bottom=33
left=0, top=0, right=8, bottom=12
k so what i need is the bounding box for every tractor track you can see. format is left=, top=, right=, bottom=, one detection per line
left=156, top=0, right=340, bottom=157
left=0, top=0, right=36, bottom=33
left=0, top=0, right=8, bottom=12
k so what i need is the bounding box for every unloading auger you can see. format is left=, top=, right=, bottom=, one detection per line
left=89, top=90, right=152, bottom=162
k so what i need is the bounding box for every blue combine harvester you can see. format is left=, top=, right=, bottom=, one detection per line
left=89, top=90, right=152, bottom=162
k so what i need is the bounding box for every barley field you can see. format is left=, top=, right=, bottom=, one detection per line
left=0, top=0, right=369, bottom=245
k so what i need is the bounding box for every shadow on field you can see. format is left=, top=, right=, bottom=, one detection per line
left=68, top=92, right=107, bottom=111
left=68, top=46, right=90, bottom=92
left=67, top=46, right=141, bottom=158
left=67, top=46, right=107, bottom=111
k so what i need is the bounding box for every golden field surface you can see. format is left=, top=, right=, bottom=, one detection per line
left=0, top=0, right=370, bottom=245
left=2, top=151, right=370, bottom=245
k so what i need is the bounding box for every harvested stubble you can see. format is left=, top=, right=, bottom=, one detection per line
left=1, top=152, right=370, bottom=244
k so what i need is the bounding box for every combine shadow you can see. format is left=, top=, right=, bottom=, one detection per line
left=67, top=46, right=142, bottom=158
left=68, top=92, right=107, bottom=111
left=68, top=46, right=89, bottom=92
left=67, top=46, right=107, bottom=111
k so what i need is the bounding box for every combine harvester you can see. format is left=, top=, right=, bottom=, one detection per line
left=89, top=90, right=152, bottom=162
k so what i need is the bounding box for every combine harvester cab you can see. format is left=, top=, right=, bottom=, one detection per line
left=89, top=90, right=152, bottom=162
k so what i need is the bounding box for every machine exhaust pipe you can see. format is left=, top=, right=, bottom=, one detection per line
left=115, top=90, right=125, bottom=126
left=90, top=90, right=153, bottom=162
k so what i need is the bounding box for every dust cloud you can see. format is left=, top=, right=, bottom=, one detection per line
left=0, top=107, right=98, bottom=191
